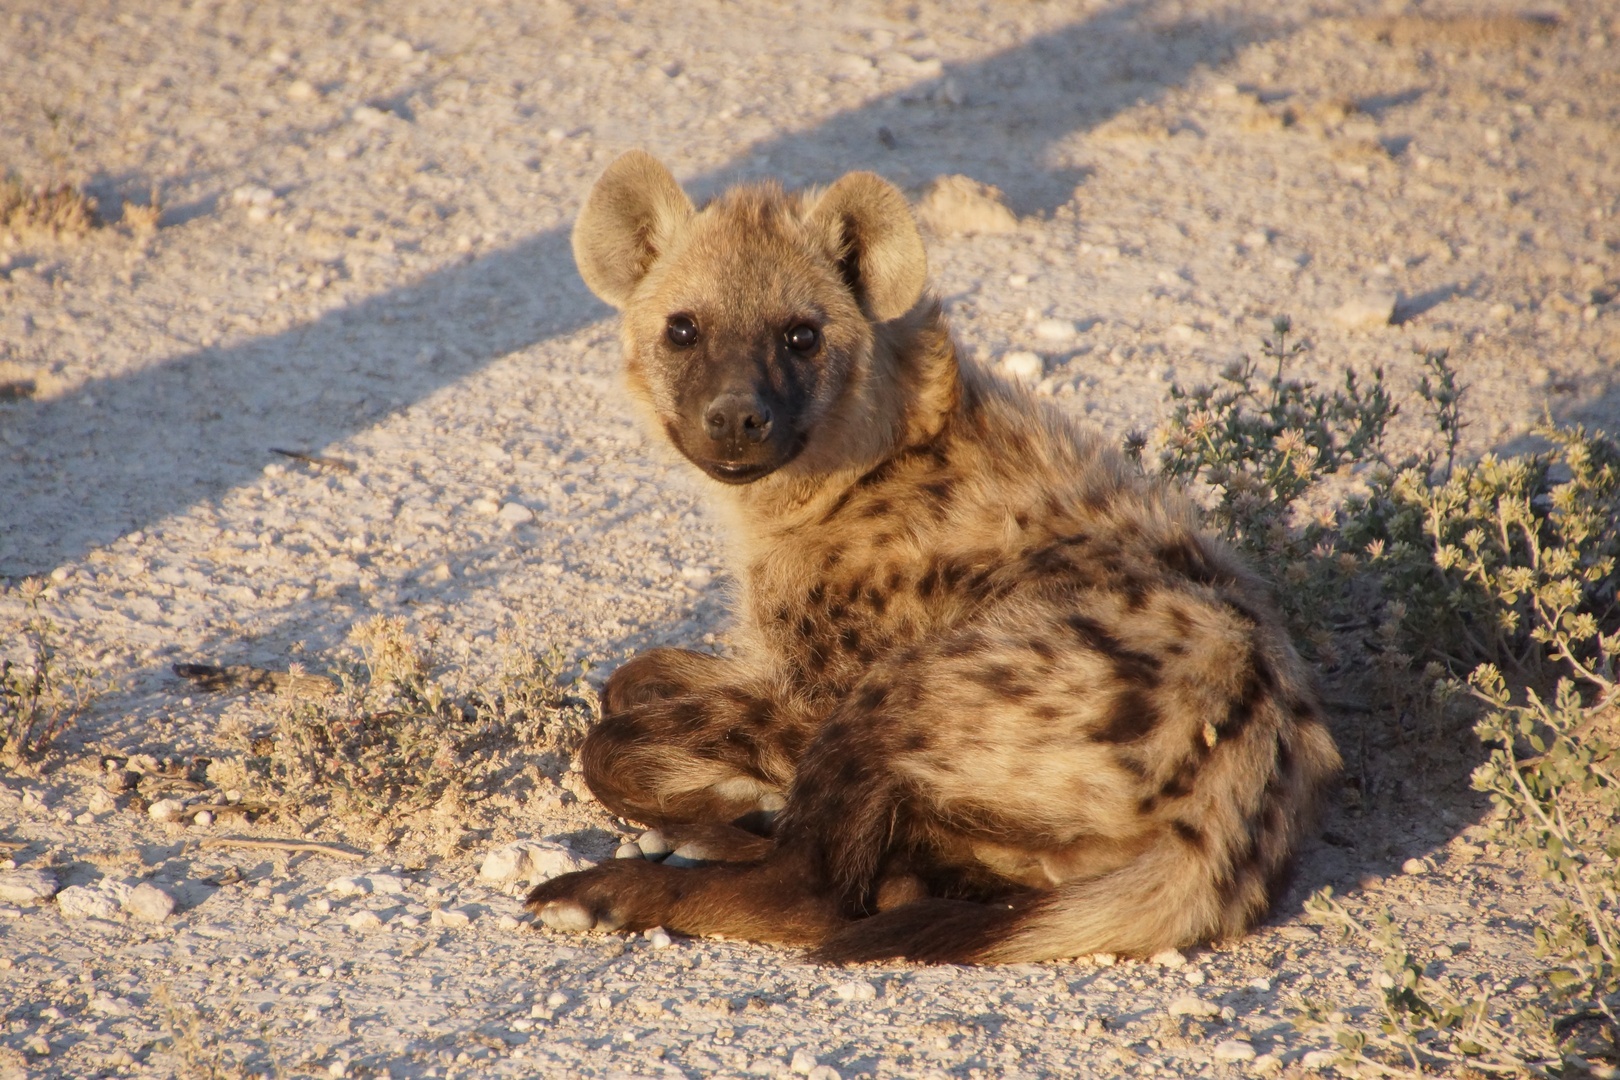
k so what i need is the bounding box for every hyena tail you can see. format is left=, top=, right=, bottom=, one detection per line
left=813, top=848, right=1253, bottom=965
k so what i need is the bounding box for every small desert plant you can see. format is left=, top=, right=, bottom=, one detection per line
left=239, top=616, right=594, bottom=819
left=1137, top=316, right=1399, bottom=657
left=1158, top=319, right=1620, bottom=1074
left=0, top=174, right=100, bottom=239
left=1, top=578, right=96, bottom=769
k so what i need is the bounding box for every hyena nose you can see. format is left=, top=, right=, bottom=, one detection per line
left=704, top=393, right=773, bottom=444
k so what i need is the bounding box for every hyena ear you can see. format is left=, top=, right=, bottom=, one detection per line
left=572, top=151, right=695, bottom=309
left=807, top=171, right=928, bottom=322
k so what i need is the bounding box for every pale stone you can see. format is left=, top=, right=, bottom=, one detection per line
left=325, top=876, right=371, bottom=897
left=834, top=980, right=878, bottom=1001
left=1301, top=1049, right=1340, bottom=1069
left=1152, top=948, right=1187, bottom=968
left=345, top=909, right=384, bottom=930
left=1034, top=318, right=1078, bottom=341
left=1212, top=1039, right=1257, bottom=1062
left=1328, top=292, right=1395, bottom=330
left=1167, top=994, right=1220, bottom=1018
left=430, top=906, right=471, bottom=928
left=479, top=841, right=592, bottom=886
left=56, top=886, right=119, bottom=920
left=0, top=869, right=57, bottom=904
left=999, top=351, right=1044, bottom=384
left=496, top=502, right=535, bottom=525
left=147, top=798, right=185, bottom=822
left=1401, top=857, right=1429, bottom=875
left=125, top=883, right=175, bottom=922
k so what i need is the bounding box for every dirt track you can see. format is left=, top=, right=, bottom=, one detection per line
left=2, top=1, right=1618, bottom=1077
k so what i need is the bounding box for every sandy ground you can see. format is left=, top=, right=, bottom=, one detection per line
left=2, top=0, right=1619, bottom=1077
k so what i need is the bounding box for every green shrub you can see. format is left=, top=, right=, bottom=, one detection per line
left=1147, top=319, right=1620, bottom=1075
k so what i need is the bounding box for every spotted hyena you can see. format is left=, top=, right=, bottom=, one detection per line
left=527, top=151, right=1341, bottom=963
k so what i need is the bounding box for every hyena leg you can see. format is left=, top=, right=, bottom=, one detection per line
left=581, top=648, right=818, bottom=831
left=528, top=665, right=962, bottom=945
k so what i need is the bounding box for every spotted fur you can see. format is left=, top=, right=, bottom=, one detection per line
left=527, top=151, right=1341, bottom=963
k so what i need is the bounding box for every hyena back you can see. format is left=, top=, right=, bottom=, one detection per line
left=528, top=151, right=1341, bottom=963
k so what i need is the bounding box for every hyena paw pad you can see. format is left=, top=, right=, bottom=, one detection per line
left=535, top=898, right=624, bottom=934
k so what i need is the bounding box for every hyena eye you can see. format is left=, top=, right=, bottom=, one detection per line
left=785, top=324, right=820, bottom=353
left=666, top=316, right=699, bottom=348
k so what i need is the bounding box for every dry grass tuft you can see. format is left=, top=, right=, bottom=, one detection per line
left=121, top=189, right=163, bottom=236
left=0, top=176, right=100, bottom=239
left=1351, top=14, right=1558, bottom=49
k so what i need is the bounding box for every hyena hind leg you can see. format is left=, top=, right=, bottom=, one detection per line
left=582, top=648, right=815, bottom=829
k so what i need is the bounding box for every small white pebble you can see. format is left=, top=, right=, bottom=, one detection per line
left=192, top=810, right=214, bottom=827
left=1248, top=977, right=1272, bottom=992
left=546, top=991, right=568, bottom=1008
left=125, top=883, right=175, bottom=923
left=807, top=1067, right=841, bottom=1080
left=1033, top=317, right=1076, bottom=341
left=1301, top=1049, right=1340, bottom=1069
left=1401, top=857, right=1429, bottom=875
left=1212, top=1039, right=1257, bottom=1062
left=497, top=914, right=522, bottom=931
left=1152, top=949, right=1186, bottom=969
left=1183, top=968, right=1206, bottom=986
left=792, top=1049, right=819, bottom=1074
left=313, top=898, right=332, bottom=914
left=614, top=842, right=643, bottom=860
left=999, top=350, right=1043, bottom=383
left=1252, top=1053, right=1283, bottom=1075
left=649, top=927, right=672, bottom=949
left=147, top=798, right=185, bottom=823
left=834, top=980, right=877, bottom=1001
left=1167, top=994, right=1219, bottom=1018
left=345, top=910, right=384, bottom=931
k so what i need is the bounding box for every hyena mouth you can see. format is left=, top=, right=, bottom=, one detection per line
left=702, top=460, right=778, bottom=484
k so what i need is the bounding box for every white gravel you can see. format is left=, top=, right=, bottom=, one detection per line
left=2, top=0, right=1618, bottom=1076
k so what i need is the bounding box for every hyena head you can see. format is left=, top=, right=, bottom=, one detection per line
left=572, top=151, right=929, bottom=485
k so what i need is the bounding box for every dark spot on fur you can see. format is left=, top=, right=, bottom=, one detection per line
left=1114, top=753, right=1149, bottom=780
left=970, top=664, right=1034, bottom=700
left=865, top=589, right=889, bottom=615
left=942, top=633, right=989, bottom=659
left=1158, top=763, right=1195, bottom=801
left=1014, top=512, right=1030, bottom=529
left=775, top=605, right=791, bottom=624
left=872, top=532, right=896, bottom=548
left=886, top=569, right=903, bottom=592
left=856, top=685, right=889, bottom=712
left=829, top=603, right=849, bottom=622
left=921, top=479, right=955, bottom=511
left=840, top=627, right=862, bottom=654
left=1065, top=615, right=1163, bottom=685
left=1170, top=820, right=1206, bottom=850
left=862, top=499, right=892, bottom=519
left=808, top=582, right=826, bottom=606
left=1032, top=703, right=1060, bottom=722
left=1095, top=687, right=1161, bottom=743
left=1028, top=638, right=1056, bottom=661
left=1219, top=654, right=1276, bottom=738
left=1158, top=537, right=1233, bottom=587
left=904, top=731, right=930, bottom=752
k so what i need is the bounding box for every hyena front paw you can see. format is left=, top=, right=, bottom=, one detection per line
left=524, top=863, right=673, bottom=935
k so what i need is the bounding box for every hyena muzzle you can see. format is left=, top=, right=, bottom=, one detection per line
left=526, top=150, right=1341, bottom=964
